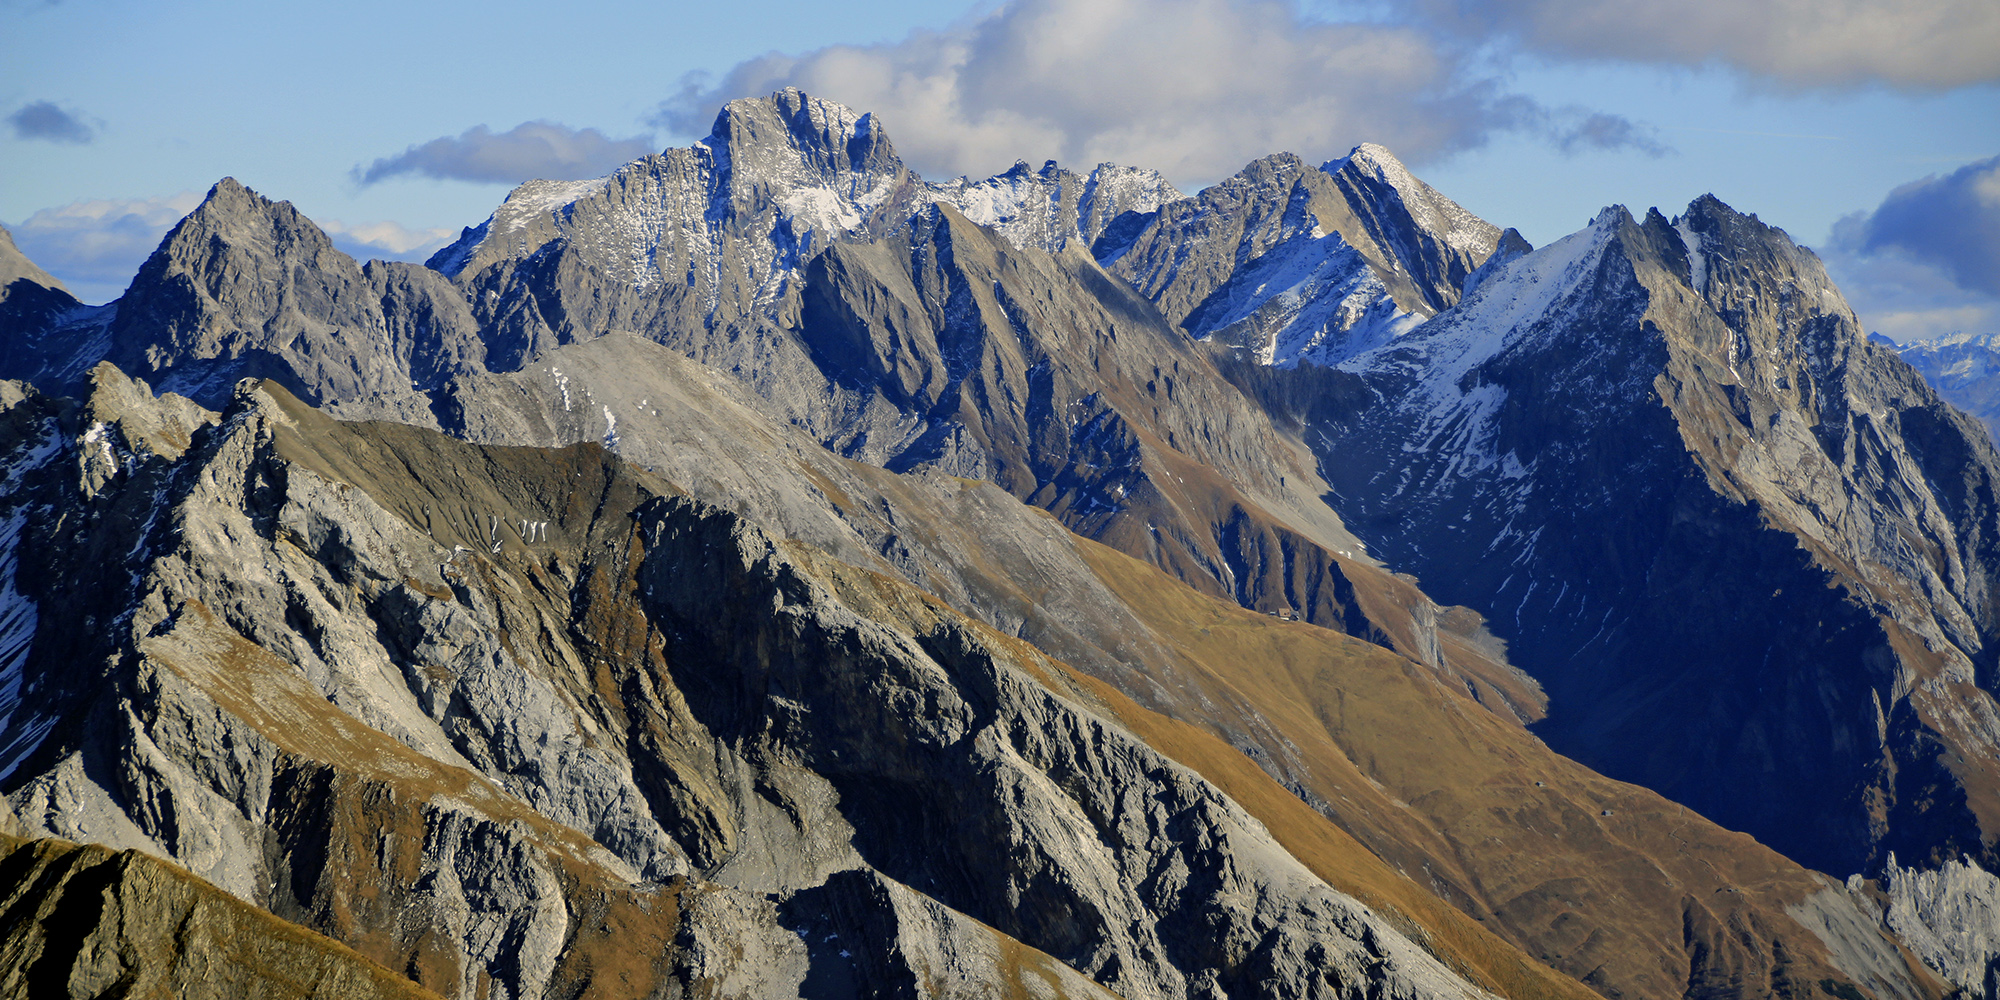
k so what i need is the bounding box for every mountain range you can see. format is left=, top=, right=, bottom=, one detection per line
left=2, top=88, right=1998, bottom=1000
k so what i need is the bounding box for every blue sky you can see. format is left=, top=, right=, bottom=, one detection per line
left=3, top=0, right=1996, bottom=338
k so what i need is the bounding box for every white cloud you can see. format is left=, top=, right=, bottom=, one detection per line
left=659, top=0, right=1663, bottom=187
left=1824, top=159, right=2000, bottom=343
left=317, top=218, right=458, bottom=261
left=1843, top=156, right=2000, bottom=298
left=9, top=192, right=200, bottom=304
left=355, top=121, right=659, bottom=186
left=1392, top=0, right=2000, bottom=89
left=1824, top=247, right=1997, bottom=342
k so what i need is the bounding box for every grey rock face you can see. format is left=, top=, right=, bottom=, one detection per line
left=101, top=179, right=420, bottom=411
left=1300, top=195, right=2000, bottom=875
left=0, top=363, right=1498, bottom=1000
left=789, top=203, right=1431, bottom=657
left=1880, top=853, right=2000, bottom=994
left=636, top=495, right=1498, bottom=1000
left=359, top=259, right=486, bottom=395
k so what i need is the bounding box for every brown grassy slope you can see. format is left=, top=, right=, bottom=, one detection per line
left=777, top=540, right=1598, bottom=1000
left=1067, top=535, right=1943, bottom=1000
left=258, top=380, right=1936, bottom=999
left=0, top=833, right=449, bottom=1000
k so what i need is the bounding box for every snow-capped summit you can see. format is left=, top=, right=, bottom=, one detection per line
left=1102, top=144, right=1511, bottom=368
left=428, top=89, right=921, bottom=299
left=928, top=159, right=1182, bottom=255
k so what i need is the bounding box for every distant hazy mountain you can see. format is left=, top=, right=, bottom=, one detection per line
left=1879, top=330, right=2000, bottom=441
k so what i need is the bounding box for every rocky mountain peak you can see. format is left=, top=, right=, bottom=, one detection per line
left=1102, top=143, right=1508, bottom=369
left=704, top=88, right=909, bottom=197
left=1321, top=143, right=1501, bottom=307
left=99, top=177, right=414, bottom=408
left=432, top=88, right=926, bottom=326
left=1333, top=142, right=1415, bottom=191
left=141, top=176, right=349, bottom=277
left=1309, top=183, right=2000, bottom=878
left=0, top=224, right=67, bottom=296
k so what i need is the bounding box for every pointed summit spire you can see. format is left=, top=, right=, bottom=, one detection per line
left=0, top=223, right=68, bottom=296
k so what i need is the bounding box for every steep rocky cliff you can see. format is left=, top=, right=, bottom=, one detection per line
left=1300, top=196, right=2000, bottom=878
left=1880, top=853, right=2000, bottom=994
left=0, top=354, right=1943, bottom=999
left=0, top=365, right=1552, bottom=1000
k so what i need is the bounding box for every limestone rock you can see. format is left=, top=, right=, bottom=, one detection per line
left=1882, top=853, right=2000, bottom=993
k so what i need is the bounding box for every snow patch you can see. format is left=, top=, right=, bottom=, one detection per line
left=1338, top=208, right=1624, bottom=473
left=500, top=178, right=614, bottom=233
left=1188, top=224, right=1426, bottom=367
left=0, top=421, right=64, bottom=781
left=1674, top=216, right=1708, bottom=294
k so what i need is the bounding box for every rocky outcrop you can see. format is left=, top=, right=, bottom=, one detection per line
left=636, top=496, right=1499, bottom=1000
left=930, top=158, right=1182, bottom=254
left=1880, top=854, right=2000, bottom=994
left=239, top=335, right=1942, bottom=1000
left=97, top=179, right=432, bottom=414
